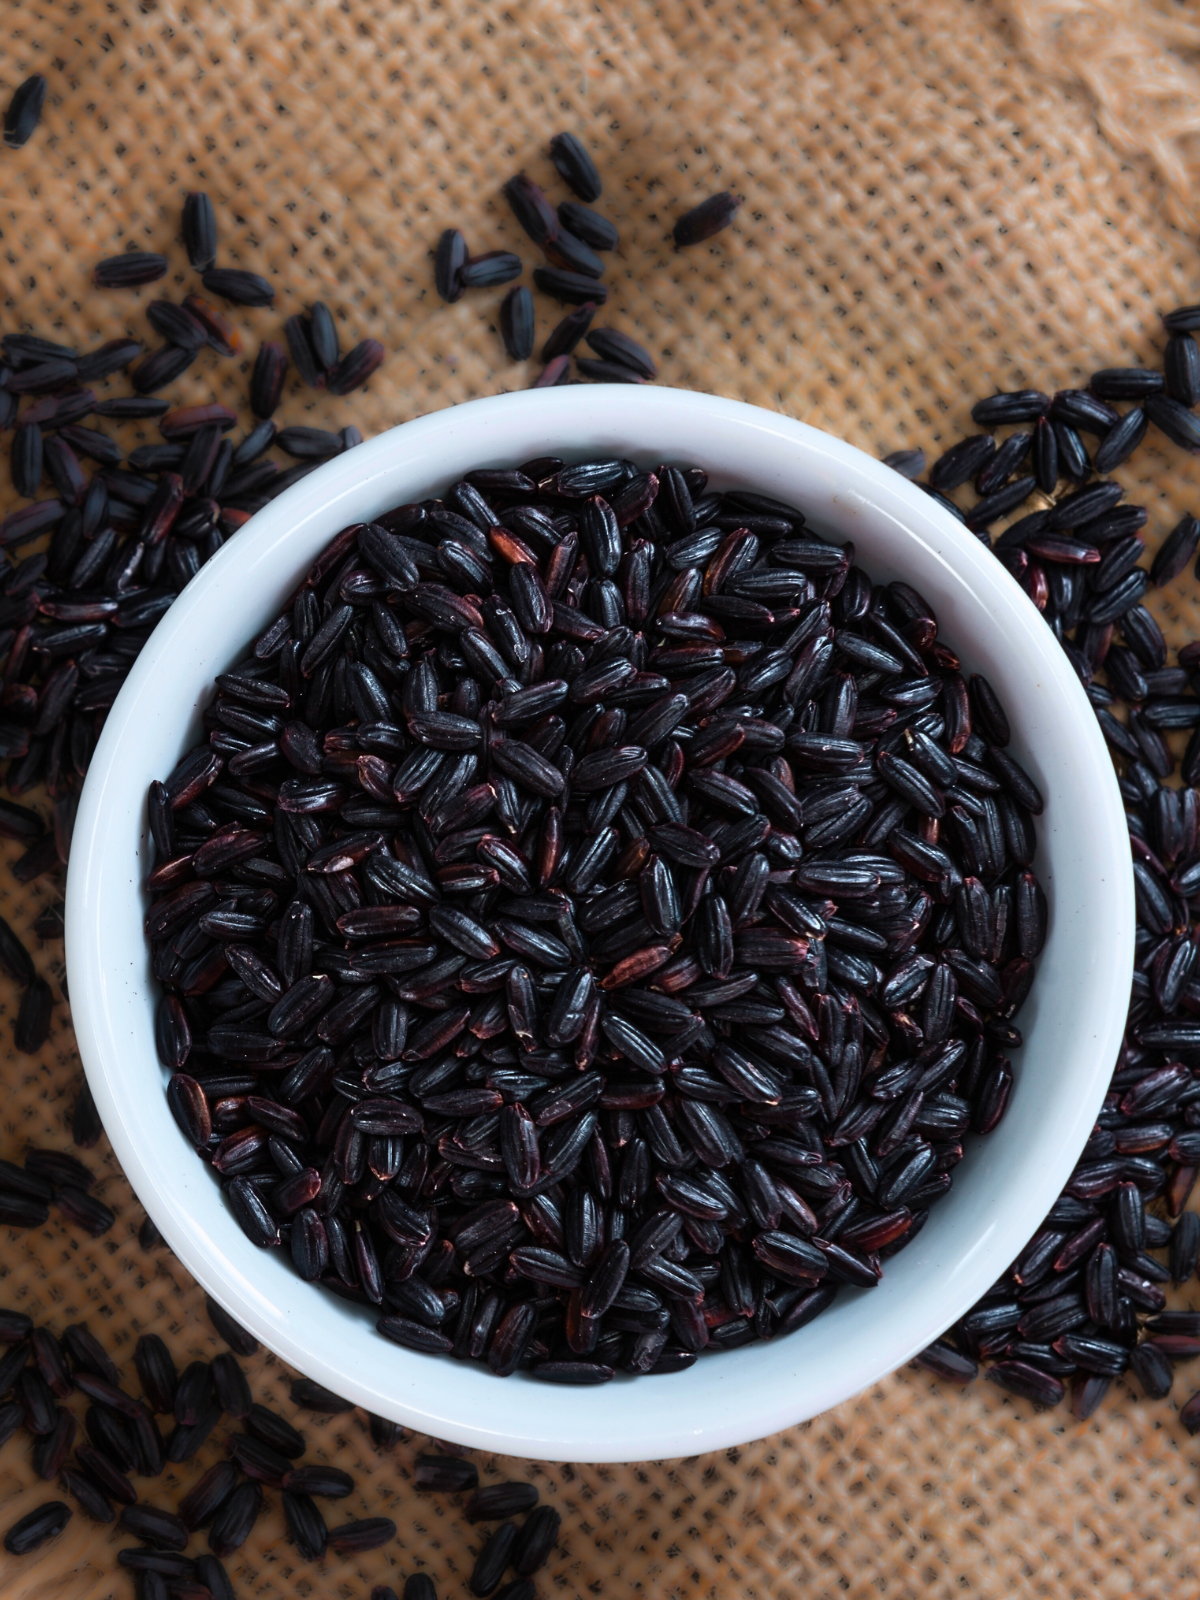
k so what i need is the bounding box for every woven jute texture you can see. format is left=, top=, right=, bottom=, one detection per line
left=2, top=0, right=1200, bottom=1595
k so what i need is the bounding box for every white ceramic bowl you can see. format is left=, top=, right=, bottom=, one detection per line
left=66, top=387, right=1133, bottom=1463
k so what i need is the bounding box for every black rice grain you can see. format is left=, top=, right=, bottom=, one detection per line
left=142, top=458, right=1043, bottom=1384
left=1151, top=514, right=1200, bottom=587
left=282, top=314, right=322, bottom=388
left=470, top=1520, right=519, bottom=1595
left=532, top=356, right=570, bottom=388
left=11, top=423, right=42, bottom=499
left=204, top=1294, right=259, bottom=1356
left=584, top=328, right=656, bottom=379
left=543, top=229, right=605, bottom=280
left=504, top=175, right=558, bottom=246
left=4, top=74, right=46, bottom=149
left=574, top=358, right=646, bottom=384
left=138, top=1215, right=163, bottom=1250
left=277, top=425, right=342, bottom=460
left=210, top=1352, right=251, bottom=1420
left=673, top=192, right=742, bottom=248
left=60, top=1465, right=115, bottom=1524
left=415, top=1455, right=479, bottom=1492
left=31, top=1406, right=75, bottom=1477
left=195, top=1556, right=236, bottom=1600
left=1146, top=393, right=1200, bottom=452
left=92, top=393, right=167, bottom=418
left=511, top=1506, right=561, bottom=1575
left=327, top=1516, right=396, bottom=1554
left=208, top=1480, right=262, bottom=1556
left=549, top=133, right=602, bottom=201
left=62, top=1321, right=118, bottom=1384
left=492, top=1583, right=535, bottom=1600
left=146, top=299, right=208, bottom=351
left=134, top=1334, right=178, bottom=1414
left=200, top=267, right=275, bottom=308
left=309, top=302, right=340, bottom=372
left=467, top=1483, right=540, bottom=1520
left=282, top=1463, right=355, bottom=1498
left=1131, top=1340, right=1174, bottom=1399
left=283, top=1490, right=328, bottom=1559
left=118, top=1504, right=189, bottom=1551
left=182, top=192, right=218, bottom=271
left=289, top=1376, right=353, bottom=1414
left=115, top=1547, right=194, bottom=1577
left=14, top=977, right=52, bottom=1052
left=55, top=1187, right=113, bottom=1237
left=542, top=303, right=596, bottom=361
left=500, top=287, right=535, bottom=362
left=883, top=448, right=926, bottom=479
left=94, top=252, right=169, bottom=290
left=557, top=202, right=618, bottom=251
left=327, top=339, right=386, bottom=396
left=1166, top=334, right=1200, bottom=408
left=179, top=1462, right=238, bottom=1530
left=0, top=915, right=35, bottom=985
left=132, top=345, right=197, bottom=395
left=244, top=1401, right=305, bottom=1458
left=435, top=230, right=468, bottom=304
left=462, top=252, right=524, bottom=290
left=0, top=1314, right=31, bottom=1349
left=532, top=267, right=609, bottom=306
left=249, top=341, right=289, bottom=419
left=4, top=1499, right=70, bottom=1554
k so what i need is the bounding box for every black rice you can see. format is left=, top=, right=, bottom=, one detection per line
left=532, top=267, right=609, bottom=306
left=327, top=340, right=386, bottom=397
left=548, top=133, right=602, bottom=202
left=182, top=193, right=218, bottom=272
left=309, top=303, right=340, bottom=373
left=887, top=287, right=1200, bottom=1424
left=3, top=1499, right=70, bottom=1553
left=556, top=202, right=618, bottom=252
left=94, top=252, right=170, bottom=290
left=499, top=288, right=535, bottom=363
left=584, top=328, right=657, bottom=379
left=435, top=231, right=468, bottom=304
left=4, top=75, right=46, bottom=150
left=461, top=253, right=524, bottom=291
left=249, top=342, right=289, bottom=420
left=142, top=456, right=1043, bottom=1381
left=673, top=192, right=742, bottom=249
left=200, top=267, right=275, bottom=309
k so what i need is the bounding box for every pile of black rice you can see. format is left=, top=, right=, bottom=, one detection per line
left=143, top=456, right=1043, bottom=1385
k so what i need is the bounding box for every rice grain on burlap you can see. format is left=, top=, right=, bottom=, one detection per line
left=1, top=0, right=1199, bottom=1594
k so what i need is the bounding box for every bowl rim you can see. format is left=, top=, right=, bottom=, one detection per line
left=66, top=385, right=1134, bottom=1461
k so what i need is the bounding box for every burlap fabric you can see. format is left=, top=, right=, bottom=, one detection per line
left=1, top=0, right=1199, bottom=1594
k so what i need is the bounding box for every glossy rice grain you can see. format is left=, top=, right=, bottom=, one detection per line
left=4, top=74, right=46, bottom=148
left=672, top=191, right=742, bottom=248
left=499, top=287, right=535, bottom=362
left=548, top=132, right=602, bottom=201
left=181, top=192, right=218, bottom=270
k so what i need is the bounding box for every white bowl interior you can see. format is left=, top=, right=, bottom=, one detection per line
left=66, top=388, right=1133, bottom=1462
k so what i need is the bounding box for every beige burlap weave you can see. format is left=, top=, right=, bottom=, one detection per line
left=2, top=0, right=1200, bottom=1594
